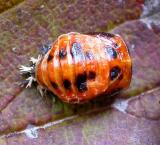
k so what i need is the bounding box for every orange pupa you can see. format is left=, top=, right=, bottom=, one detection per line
left=20, top=32, right=132, bottom=103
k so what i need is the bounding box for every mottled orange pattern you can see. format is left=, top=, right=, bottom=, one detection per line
left=36, top=32, right=132, bottom=103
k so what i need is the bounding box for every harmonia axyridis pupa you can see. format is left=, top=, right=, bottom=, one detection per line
left=20, top=32, right=132, bottom=103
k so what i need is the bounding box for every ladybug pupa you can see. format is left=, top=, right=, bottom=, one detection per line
left=19, top=32, right=132, bottom=104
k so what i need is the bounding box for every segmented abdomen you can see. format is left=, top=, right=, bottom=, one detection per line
left=35, top=33, right=132, bottom=103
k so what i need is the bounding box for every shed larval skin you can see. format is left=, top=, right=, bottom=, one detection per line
left=35, top=32, right=132, bottom=103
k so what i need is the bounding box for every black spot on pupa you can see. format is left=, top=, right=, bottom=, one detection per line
left=87, top=32, right=115, bottom=38
left=59, top=48, right=67, bottom=59
left=51, top=81, right=58, bottom=89
left=110, top=66, right=121, bottom=80
left=85, top=51, right=94, bottom=60
left=88, top=71, right=96, bottom=80
left=63, top=79, right=71, bottom=90
left=99, top=32, right=115, bottom=38
left=105, top=46, right=117, bottom=59
left=47, top=54, right=53, bottom=62
left=113, top=43, right=119, bottom=49
left=71, top=42, right=85, bottom=62
left=40, top=42, right=52, bottom=55
left=75, top=72, right=87, bottom=92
